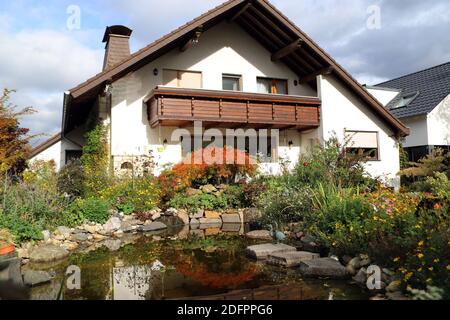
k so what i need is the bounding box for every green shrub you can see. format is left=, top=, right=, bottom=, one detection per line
left=72, top=198, right=110, bottom=224
left=57, top=159, right=84, bottom=197
left=168, top=193, right=228, bottom=212
left=100, top=175, right=160, bottom=213
left=0, top=213, right=43, bottom=243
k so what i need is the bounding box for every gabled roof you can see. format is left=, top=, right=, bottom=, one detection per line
left=376, top=62, right=450, bottom=119
left=28, top=132, right=61, bottom=159
left=64, top=0, right=409, bottom=136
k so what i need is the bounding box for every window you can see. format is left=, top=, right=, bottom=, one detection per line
left=257, top=77, right=288, bottom=95
left=222, top=74, right=242, bottom=91
left=162, top=69, right=202, bottom=89
left=120, top=162, right=133, bottom=170
left=345, top=131, right=379, bottom=161
left=392, top=92, right=419, bottom=109
left=65, top=150, right=82, bottom=164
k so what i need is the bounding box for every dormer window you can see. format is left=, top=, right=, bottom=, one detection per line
left=392, top=92, right=419, bottom=109
left=222, top=74, right=242, bottom=91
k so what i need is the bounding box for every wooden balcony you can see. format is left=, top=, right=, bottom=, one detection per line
left=145, top=87, right=321, bottom=130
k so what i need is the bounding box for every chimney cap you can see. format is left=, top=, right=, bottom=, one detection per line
left=102, top=25, right=133, bottom=43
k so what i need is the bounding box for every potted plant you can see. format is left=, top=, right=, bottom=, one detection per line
left=0, top=229, right=15, bottom=256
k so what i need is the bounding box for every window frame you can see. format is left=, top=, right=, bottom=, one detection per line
left=345, top=130, right=380, bottom=161
left=256, top=77, right=288, bottom=95
left=222, top=74, right=242, bottom=91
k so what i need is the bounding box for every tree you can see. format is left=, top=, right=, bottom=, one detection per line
left=0, top=89, right=36, bottom=176
left=399, top=148, right=449, bottom=179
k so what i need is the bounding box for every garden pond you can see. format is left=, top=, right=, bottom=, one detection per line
left=26, top=225, right=371, bottom=300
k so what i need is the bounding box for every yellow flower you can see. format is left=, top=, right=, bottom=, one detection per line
left=433, top=258, right=440, bottom=263
left=393, top=257, right=400, bottom=262
left=417, top=253, right=424, bottom=259
left=418, top=240, right=424, bottom=246
left=417, top=267, right=422, bottom=272
left=428, top=267, right=434, bottom=271
left=404, top=272, right=413, bottom=281
left=447, top=265, right=450, bottom=271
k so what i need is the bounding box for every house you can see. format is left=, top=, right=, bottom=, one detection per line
left=29, top=0, right=409, bottom=189
left=367, top=62, right=450, bottom=162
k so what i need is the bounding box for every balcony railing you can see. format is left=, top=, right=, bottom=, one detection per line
left=145, top=87, right=321, bottom=130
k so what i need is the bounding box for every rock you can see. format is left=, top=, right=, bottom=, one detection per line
left=114, top=230, right=124, bottom=237
left=386, top=280, right=402, bottom=292
left=189, top=229, right=205, bottom=238
left=298, top=258, right=349, bottom=279
left=165, top=208, right=178, bottom=216
left=152, top=236, right=162, bottom=241
left=23, top=270, right=52, bottom=287
left=204, top=210, right=221, bottom=219
left=42, top=230, right=51, bottom=242
left=221, top=214, right=240, bottom=224
left=347, top=257, right=362, bottom=270
left=267, top=251, right=320, bottom=267
left=17, top=248, right=30, bottom=259
left=381, top=268, right=395, bottom=283
left=177, top=209, right=190, bottom=225
left=151, top=212, right=161, bottom=221
left=62, top=241, right=79, bottom=251
left=190, top=209, right=204, bottom=219
left=358, top=254, right=371, bottom=267
left=245, top=243, right=297, bottom=260
left=103, top=217, right=122, bottom=234
left=83, top=224, right=98, bottom=234
left=190, top=218, right=200, bottom=228
left=71, top=233, right=88, bottom=242
left=186, top=188, right=203, bottom=196
left=103, top=239, right=121, bottom=251
left=120, top=221, right=135, bottom=233
left=370, top=294, right=388, bottom=300
left=300, top=234, right=319, bottom=252
left=245, top=230, right=272, bottom=241
left=177, top=226, right=189, bottom=240
left=138, top=222, right=167, bottom=232
left=93, top=234, right=107, bottom=241
left=56, top=226, right=72, bottom=239
left=352, top=267, right=367, bottom=285
left=200, top=184, right=217, bottom=194
left=199, top=218, right=222, bottom=227
left=29, top=244, right=69, bottom=263
left=346, top=264, right=357, bottom=276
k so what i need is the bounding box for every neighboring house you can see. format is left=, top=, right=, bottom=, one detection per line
left=367, top=62, right=450, bottom=162
left=29, top=0, right=409, bottom=189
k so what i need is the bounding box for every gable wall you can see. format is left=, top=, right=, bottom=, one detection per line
left=319, top=75, right=401, bottom=189
left=427, top=94, right=450, bottom=146
left=110, top=21, right=317, bottom=171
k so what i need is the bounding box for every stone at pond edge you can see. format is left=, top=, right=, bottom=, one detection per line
left=177, top=209, right=190, bottom=225
left=22, top=270, right=52, bottom=287
left=267, top=251, right=320, bottom=267
left=245, top=230, right=272, bottom=241
left=138, top=222, right=167, bottom=232
left=190, top=209, right=204, bottom=219
left=56, top=226, right=72, bottom=239
left=103, top=217, right=122, bottom=234
left=298, top=258, right=349, bottom=279
left=29, top=244, right=69, bottom=263
left=386, top=280, right=402, bottom=292
left=221, top=214, right=240, bottom=224
left=186, top=188, right=203, bottom=196
left=71, top=233, right=88, bottom=242
left=103, top=239, right=122, bottom=251
left=42, top=230, right=51, bottom=242
left=199, top=218, right=222, bottom=225
left=352, top=267, right=367, bottom=284
left=204, top=210, right=221, bottom=219
left=200, top=184, right=217, bottom=194
left=245, top=243, right=297, bottom=260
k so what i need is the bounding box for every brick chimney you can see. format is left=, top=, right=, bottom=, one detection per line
left=102, top=25, right=133, bottom=71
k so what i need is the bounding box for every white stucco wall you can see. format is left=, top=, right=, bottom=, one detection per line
left=29, top=138, right=81, bottom=171
left=319, top=75, right=401, bottom=189
left=427, top=94, right=450, bottom=146
left=400, top=115, right=428, bottom=148
left=366, top=86, right=400, bottom=107
left=110, top=21, right=317, bottom=174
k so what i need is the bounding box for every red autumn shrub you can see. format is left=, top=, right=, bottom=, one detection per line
left=158, top=146, right=257, bottom=202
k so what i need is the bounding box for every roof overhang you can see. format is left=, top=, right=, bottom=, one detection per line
left=63, top=0, right=410, bottom=137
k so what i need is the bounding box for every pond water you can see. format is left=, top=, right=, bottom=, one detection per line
left=27, top=226, right=371, bottom=300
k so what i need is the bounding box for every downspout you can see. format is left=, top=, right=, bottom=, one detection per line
left=62, top=91, right=83, bottom=149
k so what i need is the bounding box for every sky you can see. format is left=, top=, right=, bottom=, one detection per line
left=1, top=0, right=449, bottom=146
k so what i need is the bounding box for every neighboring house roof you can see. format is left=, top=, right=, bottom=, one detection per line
left=376, top=61, right=450, bottom=119
left=63, top=0, right=409, bottom=136
left=28, top=132, right=61, bottom=159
